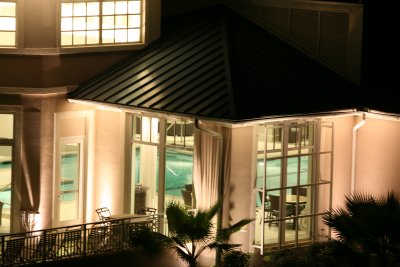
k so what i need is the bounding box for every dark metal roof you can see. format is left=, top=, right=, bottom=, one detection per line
left=69, top=5, right=360, bottom=122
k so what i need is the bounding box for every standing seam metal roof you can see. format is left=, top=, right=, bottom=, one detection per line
left=69, top=5, right=360, bottom=122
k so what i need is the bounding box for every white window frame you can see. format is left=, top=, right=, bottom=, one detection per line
left=253, top=120, right=333, bottom=253
left=58, top=0, right=145, bottom=52
left=0, top=0, right=19, bottom=50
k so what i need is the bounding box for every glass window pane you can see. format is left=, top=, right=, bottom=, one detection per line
left=73, top=2, right=86, bottom=16
left=0, top=145, right=12, bottom=232
left=166, top=120, right=175, bottom=146
left=150, top=117, right=159, bottom=144
left=128, top=1, right=141, bottom=14
left=87, top=2, right=99, bottom=16
left=59, top=143, right=80, bottom=222
left=102, top=15, right=114, bottom=29
left=127, top=28, right=140, bottom=42
left=61, top=3, right=73, bottom=17
left=102, top=29, right=114, bottom=43
left=86, top=30, right=99, bottom=44
left=61, top=17, right=73, bottom=31
left=102, top=2, right=115, bottom=15
left=0, top=17, right=15, bottom=30
left=0, top=31, right=15, bottom=46
left=133, top=115, right=141, bottom=141
left=61, top=32, right=73, bottom=46
left=86, top=16, right=99, bottom=30
left=286, top=157, right=298, bottom=187
left=175, top=122, right=184, bottom=147
left=115, top=1, right=127, bottom=14
left=115, top=30, right=128, bottom=43
left=73, top=31, right=86, bottom=45
left=131, top=144, right=159, bottom=213
left=185, top=122, right=194, bottom=148
left=165, top=148, right=193, bottom=208
left=115, top=15, right=127, bottom=28
left=300, top=155, right=312, bottom=185
left=0, top=114, right=13, bottom=139
left=266, top=159, right=281, bottom=190
left=73, top=17, right=86, bottom=30
left=128, top=14, right=140, bottom=27
left=0, top=2, right=15, bottom=16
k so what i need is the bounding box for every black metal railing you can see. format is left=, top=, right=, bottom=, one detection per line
left=0, top=214, right=163, bottom=266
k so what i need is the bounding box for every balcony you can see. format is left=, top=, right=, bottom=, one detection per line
left=0, top=214, right=163, bottom=266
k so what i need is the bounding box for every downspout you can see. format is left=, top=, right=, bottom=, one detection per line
left=351, top=113, right=366, bottom=194
left=194, top=119, right=224, bottom=266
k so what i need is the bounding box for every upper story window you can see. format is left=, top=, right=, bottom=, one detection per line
left=0, top=1, right=16, bottom=47
left=60, top=0, right=142, bottom=47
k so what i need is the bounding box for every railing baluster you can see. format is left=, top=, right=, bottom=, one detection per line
left=0, top=214, right=162, bottom=266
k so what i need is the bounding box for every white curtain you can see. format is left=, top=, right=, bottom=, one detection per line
left=193, top=122, right=231, bottom=211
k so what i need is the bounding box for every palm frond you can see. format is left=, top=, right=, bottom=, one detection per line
left=216, top=218, right=254, bottom=242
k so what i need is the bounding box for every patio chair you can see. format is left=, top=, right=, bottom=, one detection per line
left=2, top=234, right=26, bottom=265
left=96, top=207, right=112, bottom=221
left=58, top=226, right=82, bottom=257
left=258, top=191, right=271, bottom=223
left=137, top=207, right=157, bottom=215
left=181, top=189, right=192, bottom=208
left=30, top=229, right=58, bottom=261
left=87, top=224, right=108, bottom=253
left=267, top=195, right=295, bottom=228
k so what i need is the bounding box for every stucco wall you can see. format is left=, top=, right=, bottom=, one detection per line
left=93, top=110, right=126, bottom=218
left=356, top=117, right=400, bottom=197
left=228, top=126, right=255, bottom=251
left=327, top=116, right=354, bottom=209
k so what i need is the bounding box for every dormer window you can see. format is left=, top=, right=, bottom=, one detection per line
left=60, top=0, right=142, bottom=47
left=0, top=1, right=16, bottom=47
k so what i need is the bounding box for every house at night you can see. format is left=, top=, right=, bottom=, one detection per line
left=0, top=0, right=397, bottom=264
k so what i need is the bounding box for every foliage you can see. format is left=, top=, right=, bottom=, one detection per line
left=166, top=199, right=254, bottom=267
left=263, top=242, right=347, bottom=267
left=130, top=199, right=253, bottom=267
left=221, top=250, right=251, bottom=267
left=323, top=190, right=400, bottom=267
left=129, top=224, right=173, bottom=261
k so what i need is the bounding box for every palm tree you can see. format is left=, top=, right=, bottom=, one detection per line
left=323, top=191, right=400, bottom=267
left=166, top=199, right=253, bottom=267
left=130, top=199, right=253, bottom=267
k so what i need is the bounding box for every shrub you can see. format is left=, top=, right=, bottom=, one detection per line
left=222, top=250, right=251, bottom=267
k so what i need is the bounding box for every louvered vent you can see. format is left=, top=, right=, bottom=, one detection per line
left=319, top=11, right=349, bottom=73
left=228, top=2, right=358, bottom=83
left=260, top=6, right=290, bottom=36
left=290, top=9, right=319, bottom=53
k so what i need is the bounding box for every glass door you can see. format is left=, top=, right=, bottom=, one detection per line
left=0, top=145, right=12, bottom=233
left=55, top=138, right=84, bottom=227
left=0, top=113, right=14, bottom=233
